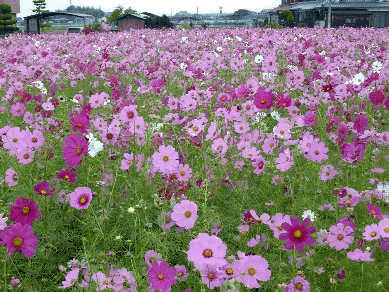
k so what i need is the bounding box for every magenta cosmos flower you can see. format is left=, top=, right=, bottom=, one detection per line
left=0, top=223, right=39, bottom=259
left=62, top=132, right=88, bottom=168
left=147, top=261, right=177, bottom=292
left=9, top=197, right=41, bottom=225
left=34, top=181, right=56, bottom=197
left=58, top=169, right=77, bottom=184
left=152, top=145, right=180, bottom=174
left=279, top=216, right=316, bottom=253
left=69, top=187, right=93, bottom=210
left=170, top=200, right=198, bottom=229
left=186, top=233, right=228, bottom=271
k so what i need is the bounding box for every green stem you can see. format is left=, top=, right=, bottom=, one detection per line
left=360, top=263, right=363, bottom=292
left=44, top=195, right=48, bottom=242
left=3, top=255, right=6, bottom=292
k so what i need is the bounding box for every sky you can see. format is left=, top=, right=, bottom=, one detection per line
left=15, top=0, right=281, bottom=18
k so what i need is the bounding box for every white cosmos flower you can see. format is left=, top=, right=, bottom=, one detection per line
left=86, top=133, right=104, bottom=157
left=180, top=62, right=187, bottom=70
left=372, top=61, right=382, bottom=73
left=270, top=111, right=280, bottom=121
left=254, top=55, right=264, bottom=64
left=216, top=46, right=223, bottom=52
left=352, top=72, right=365, bottom=85
left=302, top=210, right=316, bottom=222
left=35, top=41, right=40, bottom=47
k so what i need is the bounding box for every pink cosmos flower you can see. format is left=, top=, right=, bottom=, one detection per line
left=186, top=233, right=228, bottom=271
left=199, top=265, right=224, bottom=290
left=89, top=93, right=105, bottom=109
left=371, top=168, right=386, bottom=173
left=268, top=213, right=291, bottom=239
left=366, top=203, right=382, bottom=219
left=279, top=217, right=316, bottom=253
left=91, top=271, right=114, bottom=290
left=303, top=111, right=317, bottom=126
left=187, top=119, right=205, bottom=137
left=147, top=261, right=177, bottom=292
left=17, top=149, right=34, bottom=165
left=327, top=223, right=354, bottom=250
left=251, top=156, right=266, bottom=174
left=307, top=140, right=329, bottom=163
left=9, top=197, right=41, bottom=225
left=232, top=121, right=249, bottom=135
left=120, top=105, right=138, bottom=123
left=152, top=145, right=180, bottom=174
left=3, top=127, right=27, bottom=153
left=0, top=223, right=39, bottom=259
left=10, top=103, right=25, bottom=116
left=60, top=268, right=80, bottom=288
left=378, top=218, right=389, bottom=238
left=69, top=187, right=93, bottom=210
left=217, top=92, right=231, bottom=103
left=275, top=149, right=294, bottom=172
left=62, top=133, right=88, bottom=168
left=284, top=275, right=310, bottom=292
left=120, top=153, right=134, bottom=170
left=211, top=138, right=229, bottom=156
left=347, top=248, right=375, bottom=262
left=262, top=136, right=278, bottom=154
left=170, top=200, right=198, bottom=230
left=175, top=164, right=192, bottom=182
left=42, top=102, right=54, bottom=111
left=0, top=213, right=8, bottom=231
left=319, top=164, right=338, bottom=181
left=233, top=255, right=271, bottom=289
left=274, top=122, right=292, bottom=140
left=235, top=84, right=250, bottom=100
left=362, top=223, right=381, bottom=241
left=5, top=168, right=18, bottom=187
left=23, top=130, right=45, bottom=150
left=112, top=267, right=137, bottom=291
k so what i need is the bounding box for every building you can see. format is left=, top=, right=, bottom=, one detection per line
left=268, top=0, right=389, bottom=28
left=115, top=13, right=146, bottom=31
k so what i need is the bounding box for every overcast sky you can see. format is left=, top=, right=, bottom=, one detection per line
left=16, top=0, right=280, bottom=18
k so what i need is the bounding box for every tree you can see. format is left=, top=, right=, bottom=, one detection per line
left=0, top=3, right=19, bottom=36
left=144, top=14, right=175, bottom=30
left=106, top=5, right=140, bottom=26
left=32, top=0, right=52, bottom=32
left=281, top=10, right=294, bottom=27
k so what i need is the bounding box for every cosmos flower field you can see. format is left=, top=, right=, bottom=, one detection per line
left=0, top=26, right=389, bottom=291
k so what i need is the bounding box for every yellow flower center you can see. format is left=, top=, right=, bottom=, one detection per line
left=248, top=267, right=256, bottom=276
left=371, top=232, right=377, bottom=237
left=157, top=274, right=164, bottom=280
left=22, top=207, right=30, bottom=214
left=13, top=237, right=23, bottom=247
left=295, top=282, right=303, bottom=290
left=280, top=130, right=285, bottom=135
left=294, top=230, right=303, bottom=239
left=13, top=138, right=18, bottom=142
left=185, top=211, right=191, bottom=217
left=226, top=268, right=233, bottom=275
left=76, top=147, right=83, bottom=155
left=103, top=279, right=109, bottom=285
left=23, top=154, right=29, bottom=159
left=40, top=190, right=47, bottom=195
left=79, top=196, right=87, bottom=204
left=193, top=126, right=198, bottom=131
left=208, top=272, right=215, bottom=279
left=163, top=156, right=169, bottom=161
left=384, top=228, right=389, bottom=233
left=337, top=234, right=344, bottom=240
left=180, top=171, right=185, bottom=176
left=64, top=175, right=70, bottom=180
left=203, top=249, right=212, bottom=257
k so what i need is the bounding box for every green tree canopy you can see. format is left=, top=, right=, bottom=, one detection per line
left=0, top=3, right=19, bottom=36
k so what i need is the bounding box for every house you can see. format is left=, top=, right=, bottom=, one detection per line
left=115, top=13, right=146, bottom=31
left=269, top=0, right=389, bottom=28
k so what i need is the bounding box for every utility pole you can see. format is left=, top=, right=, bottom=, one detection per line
left=328, top=0, right=332, bottom=28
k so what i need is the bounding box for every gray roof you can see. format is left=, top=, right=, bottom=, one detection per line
left=319, top=0, right=389, bottom=8
left=24, top=12, right=94, bottom=20
left=115, top=13, right=146, bottom=21
left=290, top=1, right=325, bottom=10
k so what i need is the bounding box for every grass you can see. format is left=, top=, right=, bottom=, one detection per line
left=0, top=28, right=389, bottom=291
